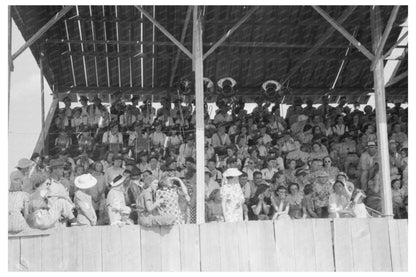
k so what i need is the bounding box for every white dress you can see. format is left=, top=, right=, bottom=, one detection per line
left=220, top=182, right=245, bottom=222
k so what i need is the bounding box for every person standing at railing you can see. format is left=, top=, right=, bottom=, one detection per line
left=106, top=174, right=132, bottom=226
left=74, top=174, right=97, bottom=226
left=220, top=168, right=245, bottom=222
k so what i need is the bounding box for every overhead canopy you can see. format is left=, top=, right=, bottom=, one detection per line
left=11, top=5, right=408, bottom=104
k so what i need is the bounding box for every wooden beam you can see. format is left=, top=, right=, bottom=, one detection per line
left=203, top=6, right=258, bottom=60
left=383, top=31, right=407, bottom=59
left=371, top=6, right=400, bottom=70
left=11, top=6, right=74, bottom=61
left=283, top=6, right=357, bottom=85
left=135, top=5, right=193, bottom=59
left=370, top=6, right=393, bottom=217
left=312, top=6, right=375, bottom=61
left=40, top=52, right=45, bottom=131
left=386, top=71, right=407, bottom=87
left=169, top=6, right=192, bottom=87
left=193, top=6, right=205, bottom=224
left=8, top=6, right=12, bottom=128
left=33, top=98, right=59, bottom=156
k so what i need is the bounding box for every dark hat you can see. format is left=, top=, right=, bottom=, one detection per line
left=113, top=153, right=124, bottom=160
left=62, top=96, right=71, bottom=103
left=130, top=166, right=141, bottom=177
left=125, top=158, right=136, bottom=166
left=295, top=168, right=309, bottom=177
left=165, top=159, right=177, bottom=167
left=139, top=150, right=149, bottom=156
left=49, top=158, right=66, bottom=168
left=92, top=96, right=102, bottom=102
left=148, top=155, right=159, bottom=162
left=226, top=157, right=237, bottom=164
left=185, top=157, right=196, bottom=164
left=79, top=95, right=89, bottom=102
left=109, top=121, right=119, bottom=129
left=73, top=107, right=82, bottom=113
left=131, top=95, right=140, bottom=102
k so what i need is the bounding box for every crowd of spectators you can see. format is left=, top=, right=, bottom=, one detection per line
left=8, top=93, right=408, bottom=233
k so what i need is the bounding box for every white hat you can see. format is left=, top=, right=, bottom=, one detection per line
left=223, top=168, right=242, bottom=178
left=74, top=174, right=97, bottom=189
left=110, top=174, right=126, bottom=187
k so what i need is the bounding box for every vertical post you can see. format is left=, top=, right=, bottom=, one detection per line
left=193, top=5, right=205, bottom=224
left=8, top=6, right=13, bottom=127
left=40, top=51, right=45, bottom=131
left=370, top=6, right=393, bottom=217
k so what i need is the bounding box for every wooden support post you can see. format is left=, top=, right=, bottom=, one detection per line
left=8, top=6, right=12, bottom=127
left=283, top=6, right=356, bottom=85
left=40, top=52, right=45, bottom=131
left=312, top=6, right=375, bottom=61
left=193, top=5, right=205, bottom=224
left=371, top=6, right=400, bottom=70
left=169, top=6, right=192, bottom=87
left=135, top=5, right=193, bottom=60
left=370, top=6, right=393, bottom=217
left=33, top=99, right=59, bottom=156
left=203, top=6, right=258, bottom=60
left=12, top=6, right=74, bottom=61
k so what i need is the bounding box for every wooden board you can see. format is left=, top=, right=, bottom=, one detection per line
left=160, top=225, right=181, bottom=271
left=20, top=235, right=42, bottom=271
left=199, top=222, right=221, bottom=271
left=387, top=219, right=402, bottom=271
left=41, top=227, right=64, bottom=271
left=274, top=219, right=295, bottom=271
left=140, top=226, right=162, bottom=271
left=350, top=219, right=373, bottom=271
left=218, top=222, right=242, bottom=271
left=234, top=221, right=250, bottom=271
left=396, top=220, right=408, bottom=271
left=81, top=226, right=103, bottom=271
left=246, top=220, right=278, bottom=271
left=369, top=218, right=392, bottom=271
left=62, top=227, right=83, bottom=271
left=313, top=219, right=335, bottom=271
left=179, top=224, right=201, bottom=271
left=8, top=237, right=20, bottom=271
left=101, top=225, right=122, bottom=271
left=293, top=219, right=316, bottom=271
left=333, top=219, right=354, bottom=271
left=120, top=225, right=142, bottom=271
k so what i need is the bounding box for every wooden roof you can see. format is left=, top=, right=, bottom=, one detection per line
left=11, top=5, right=408, bottom=103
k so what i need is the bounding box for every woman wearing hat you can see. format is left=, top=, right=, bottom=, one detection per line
left=106, top=174, right=132, bottom=226
left=74, top=174, right=98, bottom=226
left=220, top=168, right=245, bottom=222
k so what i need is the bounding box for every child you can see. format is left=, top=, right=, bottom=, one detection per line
left=391, top=179, right=406, bottom=218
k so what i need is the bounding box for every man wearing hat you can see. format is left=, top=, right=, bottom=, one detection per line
left=124, top=166, right=144, bottom=223
left=357, top=141, right=378, bottom=191
left=74, top=174, right=98, bottom=226
left=312, top=170, right=333, bottom=218
left=220, top=168, right=245, bottom=222
left=106, top=173, right=132, bottom=226
left=10, top=158, right=33, bottom=193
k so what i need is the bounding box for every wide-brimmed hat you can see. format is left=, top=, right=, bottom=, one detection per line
left=316, top=170, right=329, bottom=178
left=367, top=141, right=377, bottom=147
left=74, top=173, right=97, bottom=189
left=223, top=168, right=242, bottom=178
left=49, top=159, right=66, bottom=168
left=109, top=174, right=126, bottom=187
left=16, top=158, right=32, bottom=169
left=130, top=166, right=141, bottom=178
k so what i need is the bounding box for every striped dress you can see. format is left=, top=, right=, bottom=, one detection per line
left=8, top=191, right=30, bottom=233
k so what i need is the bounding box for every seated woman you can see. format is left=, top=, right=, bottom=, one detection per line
left=249, top=184, right=274, bottom=220
left=302, top=184, right=319, bottom=218
left=286, top=182, right=304, bottom=219
left=106, top=174, right=132, bottom=226
left=271, top=185, right=290, bottom=220
left=205, top=189, right=224, bottom=222
left=8, top=177, right=31, bottom=233
left=322, top=156, right=340, bottom=182
left=74, top=174, right=98, bottom=226
left=136, top=175, right=176, bottom=227
left=308, top=141, right=328, bottom=162
left=328, top=181, right=354, bottom=218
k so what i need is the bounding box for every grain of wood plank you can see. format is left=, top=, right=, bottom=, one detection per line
left=160, top=225, right=181, bottom=271
left=387, top=219, right=402, bottom=271
left=397, top=220, right=408, bottom=271
left=101, top=225, right=122, bottom=271
left=41, top=227, right=64, bottom=271
left=62, top=227, right=83, bottom=271
left=333, top=219, right=354, bottom=271
left=313, top=219, right=334, bottom=271
left=140, top=226, right=162, bottom=271
left=8, top=237, right=20, bottom=271
left=350, top=219, right=372, bottom=271
left=199, top=223, right=221, bottom=271
left=274, top=219, right=295, bottom=271
left=234, top=221, right=250, bottom=271
left=81, top=226, right=102, bottom=271
left=179, top=224, right=200, bottom=271
left=120, top=225, right=141, bottom=271
left=369, top=218, right=392, bottom=271
left=293, top=219, right=316, bottom=271
left=219, top=222, right=241, bottom=271
left=20, top=235, right=42, bottom=271
left=246, top=220, right=278, bottom=271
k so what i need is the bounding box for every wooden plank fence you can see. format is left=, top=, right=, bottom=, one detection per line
left=8, top=219, right=408, bottom=272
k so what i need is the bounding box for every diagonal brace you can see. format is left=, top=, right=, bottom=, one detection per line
left=12, top=6, right=74, bottom=61
left=386, top=71, right=407, bottom=87
left=203, top=6, right=258, bottom=60
left=383, top=30, right=407, bottom=59
left=312, top=5, right=375, bottom=61
left=135, top=5, right=193, bottom=60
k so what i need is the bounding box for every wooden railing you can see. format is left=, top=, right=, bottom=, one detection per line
left=8, top=218, right=407, bottom=271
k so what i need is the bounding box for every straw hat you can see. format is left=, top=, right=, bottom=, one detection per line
left=109, top=174, right=126, bottom=187
left=223, top=168, right=242, bottom=178
left=74, top=174, right=97, bottom=190
left=16, top=158, right=32, bottom=169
